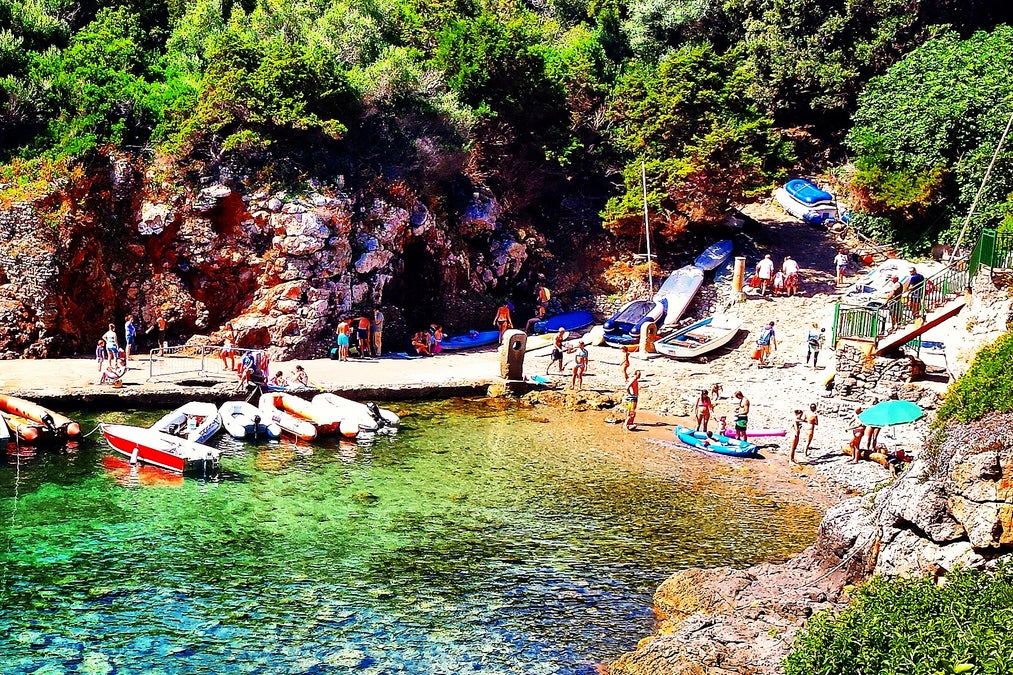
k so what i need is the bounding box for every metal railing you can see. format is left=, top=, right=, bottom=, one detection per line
left=147, top=345, right=267, bottom=382
left=835, top=263, right=970, bottom=344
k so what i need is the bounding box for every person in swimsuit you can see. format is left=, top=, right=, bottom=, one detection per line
left=570, top=341, right=588, bottom=390
left=95, top=339, right=107, bottom=373
left=493, top=303, right=513, bottom=341
left=733, top=390, right=750, bottom=441
left=291, top=364, right=309, bottom=387
left=621, top=345, right=631, bottom=382
left=848, top=407, right=866, bottom=463
left=102, top=323, right=120, bottom=366
left=356, top=316, right=372, bottom=357
left=804, top=403, right=819, bottom=456
left=547, top=328, right=566, bottom=374
left=789, top=409, right=804, bottom=465
left=220, top=321, right=238, bottom=371
left=124, top=315, right=137, bottom=362
left=624, top=370, right=641, bottom=430
left=270, top=371, right=288, bottom=387
left=430, top=324, right=443, bottom=355
left=695, top=390, right=714, bottom=432
left=525, top=305, right=547, bottom=335
left=336, top=320, right=350, bottom=361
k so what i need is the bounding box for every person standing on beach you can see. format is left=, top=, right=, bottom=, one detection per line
left=806, top=323, right=825, bottom=369
left=493, top=303, right=513, bottom=341
left=848, top=407, right=866, bottom=463
left=124, top=315, right=136, bottom=362
left=755, top=254, right=775, bottom=296
left=547, top=328, right=566, bottom=374
left=756, top=321, right=776, bottom=366
left=570, top=341, right=588, bottom=390
left=804, top=403, right=819, bottom=456
left=789, top=409, right=804, bottom=464
left=834, top=249, right=849, bottom=286
left=733, top=391, right=749, bottom=440
left=624, top=370, right=641, bottom=430
left=782, top=256, right=800, bottom=296
left=95, top=339, right=107, bottom=373
left=356, top=315, right=372, bottom=357
left=220, top=321, right=238, bottom=371
left=156, top=314, right=167, bottom=354
left=694, top=390, right=714, bottom=432
left=372, top=308, right=384, bottom=357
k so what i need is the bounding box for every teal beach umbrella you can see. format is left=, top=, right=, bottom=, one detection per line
left=858, top=400, right=924, bottom=427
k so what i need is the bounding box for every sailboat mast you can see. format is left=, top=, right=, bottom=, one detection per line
left=642, top=160, right=654, bottom=294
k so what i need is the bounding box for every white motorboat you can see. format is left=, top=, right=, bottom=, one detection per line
left=151, top=401, right=222, bottom=444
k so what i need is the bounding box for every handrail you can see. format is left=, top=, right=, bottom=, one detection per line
left=835, top=263, right=970, bottom=343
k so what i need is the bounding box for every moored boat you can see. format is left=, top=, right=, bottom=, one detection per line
left=694, top=240, right=734, bottom=271
left=259, top=392, right=356, bottom=439
left=313, top=393, right=399, bottom=434
left=4, top=413, right=44, bottom=443
left=0, top=394, right=80, bottom=441
left=654, top=314, right=743, bottom=359
left=100, top=423, right=221, bottom=473
left=532, top=310, right=595, bottom=335
left=219, top=400, right=282, bottom=439
left=674, top=425, right=759, bottom=457
left=151, top=401, right=222, bottom=444
left=603, top=299, right=666, bottom=346
left=775, top=178, right=838, bottom=223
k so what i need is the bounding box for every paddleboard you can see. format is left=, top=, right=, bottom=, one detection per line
left=722, top=427, right=787, bottom=438
left=694, top=240, right=734, bottom=271
left=533, top=310, right=595, bottom=334
left=441, top=329, right=501, bottom=351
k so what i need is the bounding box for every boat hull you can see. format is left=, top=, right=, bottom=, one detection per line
left=151, top=401, right=222, bottom=444
left=654, top=265, right=705, bottom=330
left=219, top=401, right=281, bottom=439
left=603, top=299, right=665, bottom=346
left=441, top=330, right=501, bottom=351
left=674, top=425, right=758, bottom=457
left=313, top=394, right=399, bottom=434
left=533, top=311, right=595, bottom=335
left=654, top=315, right=742, bottom=359
left=694, top=240, right=734, bottom=271
left=0, top=394, right=80, bottom=440
left=101, top=424, right=220, bottom=473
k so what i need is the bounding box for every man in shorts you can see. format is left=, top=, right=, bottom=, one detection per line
left=834, top=249, right=849, bottom=286
left=356, top=315, right=371, bottom=357
left=755, top=254, right=775, bottom=296
left=547, top=327, right=566, bottom=374
left=733, top=390, right=750, bottom=441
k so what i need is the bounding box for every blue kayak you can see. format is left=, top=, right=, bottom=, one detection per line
left=441, top=329, right=501, bottom=351
left=533, top=310, right=595, bottom=334
left=694, top=239, right=734, bottom=271
left=674, top=425, right=759, bottom=458
left=784, top=178, right=834, bottom=206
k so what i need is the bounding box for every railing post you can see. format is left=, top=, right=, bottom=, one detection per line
left=831, top=302, right=840, bottom=346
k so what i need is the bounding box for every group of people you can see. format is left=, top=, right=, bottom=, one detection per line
left=336, top=309, right=384, bottom=360
left=95, top=314, right=163, bottom=385
left=788, top=404, right=820, bottom=464
left=692, top=389, right=750, bottom=440
left=411, top=324, right=444, bottom=356
left=754, top=254, right=800, bottom=297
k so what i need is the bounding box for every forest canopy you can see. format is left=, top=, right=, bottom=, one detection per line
left=1, top=0, right=1011, bottom=248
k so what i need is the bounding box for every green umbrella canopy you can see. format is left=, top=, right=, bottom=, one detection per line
left=859, top=400, right=925, bottom=427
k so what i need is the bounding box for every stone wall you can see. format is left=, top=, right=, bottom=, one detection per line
left=832, top=342, right=923, bottom=400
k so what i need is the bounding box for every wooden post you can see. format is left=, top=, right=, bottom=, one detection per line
left=732, top=256, right=746, bottom=302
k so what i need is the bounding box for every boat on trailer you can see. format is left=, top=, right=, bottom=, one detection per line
left=100, top=423, right=221, bottom=473
left=774, top=178, right=838, bottom=223
left=654, top=315, right=742, bottom=359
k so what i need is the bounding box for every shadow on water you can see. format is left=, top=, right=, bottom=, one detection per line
left=0, top=399, right=824, bottom=674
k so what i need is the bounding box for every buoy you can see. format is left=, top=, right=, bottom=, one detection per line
left=22, top=427, right=38, bottom=442
left=67, top=422, right=81, bottom=437
left=863, top=254, right=874, bottom=265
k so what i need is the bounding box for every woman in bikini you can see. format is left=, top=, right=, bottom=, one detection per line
left=493, top=303, right=513, bottom=341
left=789, top=409, right=804, bottom=464
left=695, top=390, right=714, bottom=432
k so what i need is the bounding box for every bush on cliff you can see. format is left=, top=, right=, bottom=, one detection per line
left=785, top=567, right=1013, bottom=675
left=936, top=328, right=1013, bottom=425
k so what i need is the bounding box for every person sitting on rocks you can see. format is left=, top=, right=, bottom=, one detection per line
left=270, top=370, right=288, bottom=387
left=412, top=330, right=432, bottom=357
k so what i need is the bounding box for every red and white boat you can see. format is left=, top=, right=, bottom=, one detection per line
left=100, top=423, right=221, bottom=474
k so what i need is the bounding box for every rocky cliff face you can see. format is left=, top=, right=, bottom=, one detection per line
left=0, top=154, right=544, bottom=358
left=609, top=413, right=1013, bottom=675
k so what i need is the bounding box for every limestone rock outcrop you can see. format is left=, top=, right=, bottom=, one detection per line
left=0, top=156, right=538, bottom=358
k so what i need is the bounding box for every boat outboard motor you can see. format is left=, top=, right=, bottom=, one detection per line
left=252, top=414, right=261, bottom=439
left=365, top=401, right=386, bottom=428
left=41, top=412, right=58, bottom=434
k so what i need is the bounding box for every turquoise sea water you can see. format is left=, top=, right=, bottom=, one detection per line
left=0, top=399, right=821, bottom=674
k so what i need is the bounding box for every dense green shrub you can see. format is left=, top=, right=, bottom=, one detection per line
left=936, top=328, right=1013, bottom=425
left=786, top=567, right=1013, bottom=675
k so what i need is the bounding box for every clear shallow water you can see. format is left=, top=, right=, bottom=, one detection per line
left=0, top=399, right=821, bottom=674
